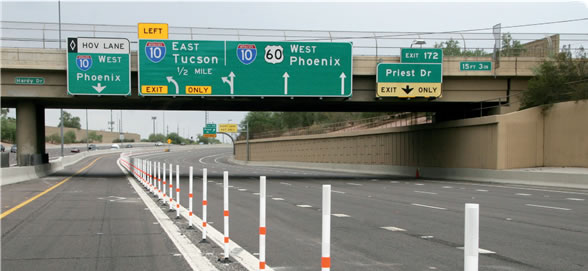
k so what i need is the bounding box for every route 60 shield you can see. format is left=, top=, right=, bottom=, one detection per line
left=145, top=42, right=166, bottom=63
left=76, top=55, right=92, bottom=71
left=264, top=45, right=284, bottom=64
left=237, top=44, right=257, bottom=65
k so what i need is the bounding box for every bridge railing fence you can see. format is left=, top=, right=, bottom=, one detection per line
left=2, top=21, right=586, bottom=57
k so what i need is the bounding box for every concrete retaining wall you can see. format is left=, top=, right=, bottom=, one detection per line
left=235, top=100, right=588, bottom=170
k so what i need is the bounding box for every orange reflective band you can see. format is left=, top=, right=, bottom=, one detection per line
left=188, top=193, right=193, bottom=198
left=322, top=257, right=331, bottom=268
left=224, top=210, right=229, bottom=216
left=163, top=181, right=166, bottom=184
left=189, top=211, right=192, bottom=216
left=259, top=262, right=266, bottom=269
left=259, top=227, right=266, bottom=235
left=224, top=237, right=229, bottom=243
left=163, top=193, right=166, bottom=197
left=202, top=200, right=207, bottom=205
left=202, top=222, right=207, bottom=227
left=169, top=198, right=173, bottom=202
left=176, top=188, right=180, bottom=192
left=176, top=204, right=179, bottom=208
left=169, top=184, right=173, bottom=187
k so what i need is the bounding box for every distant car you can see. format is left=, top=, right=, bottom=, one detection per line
left=111, top=144, right=120, bottom=149
left=180, top=142, right=186, bottom=145
left=1, top=145, right=5, bottom=152
left=88, top=144, right=97, bottom=150
left=125, top=144, right=133, bottom=148
left=70, top=148, right=80, bottom=153
left=10, top=145, right=17, bottom=153
left=155, top=142, right=163, bottom=146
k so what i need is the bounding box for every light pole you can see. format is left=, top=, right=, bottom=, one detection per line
left=411, top=39, right=426, bottom=48
left=151, top=116, right=157, bottom=137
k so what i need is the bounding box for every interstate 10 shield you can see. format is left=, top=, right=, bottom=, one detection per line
left=145, top=42, right=166, bottom=63
left=76, top=55, right=93, bottom=71
left=237, top=44, right=257, bottom=65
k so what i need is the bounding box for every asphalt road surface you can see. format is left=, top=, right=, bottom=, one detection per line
left=2, top=147, right=587, bottom=271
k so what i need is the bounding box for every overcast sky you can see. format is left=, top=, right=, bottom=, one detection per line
left=1, top=0, right=587, bottom=139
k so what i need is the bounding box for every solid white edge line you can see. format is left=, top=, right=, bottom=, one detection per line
left=525, top=204, right=571, bottom=211
left=381, top=226, right=406, bottom=232
left=116, top=159, right=218, bottom=271
left=410, top=203, right=447, bottom=210
left=456, top=247, right=496, bottom=254
left=414, top=191, right=437, bottom=195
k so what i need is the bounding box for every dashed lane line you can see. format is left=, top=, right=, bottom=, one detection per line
left=414, top=191, right=438, bottom=195
left=525, top=204, right=571, bottom=211
left=381, top=226, right=406, bottom=232
left=410, top=203, right=447, bottom=210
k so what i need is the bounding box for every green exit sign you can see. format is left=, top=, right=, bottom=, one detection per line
left=401, top=48, right=443, bottom=63
left=460, top=61, right=492, bottom=71
left=138, top=40, right=352, bottom=97
left=67, top=37, right=131, bottom=96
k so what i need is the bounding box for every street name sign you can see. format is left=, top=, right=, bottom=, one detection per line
left=460, top=61, right=492, bottom=71
left=138, top=40, right=352, bottom=97
left=376, top=63, right=442, bottom=98
left=219, top=124, right=238, bottom=133
left=15, top=77, right=45, bottom=85
left=67, top=37, right=131, bottom=95
left=401, top=48, right=443, bottom=64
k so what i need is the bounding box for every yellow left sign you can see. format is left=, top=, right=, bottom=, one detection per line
left=138, top=23, right=168, bottom=39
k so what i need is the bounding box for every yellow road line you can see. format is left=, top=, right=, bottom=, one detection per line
left=0, top=156, right=103, bottom=220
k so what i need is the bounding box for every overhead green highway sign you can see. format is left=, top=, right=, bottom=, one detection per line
left=67, top=37, right=131, bottom=95
left=376, top=63, right=442, bottom=98
left=400, top=48, right=443, bottom=64
left=138, top=40, right=352, bottom=97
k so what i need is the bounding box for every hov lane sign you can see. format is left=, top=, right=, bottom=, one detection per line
left=67, top=37, right=131, bottom=96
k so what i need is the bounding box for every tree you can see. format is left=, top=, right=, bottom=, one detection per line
left=501, top=33, right=526, bottom=57
left=434, top=38, right=488, bottom=57
left=64, top=130, right=76, bottom=144
left=1, top=108, right=16, bottom=143
left=521, top=50, right=588, bottom=111
left=57, top=111, right=82, bottom=129
left=148, top=133, right=166, bottom=142
left=166, top=132, right=184, bottom=144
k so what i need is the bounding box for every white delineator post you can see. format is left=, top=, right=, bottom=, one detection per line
left=157, top=162, right=162, bottom=200
left=162, top=163, right=167, bottom=203
left=259, top=176, right=267, bottom=270
left=148, top=161, right=152, bottom=193
left=176, top=165, right=180, bottom=218
left=202, top=168, right=208, bottom=241
left=465, top=203, right=479, bottom=271
left=223, top=171, right=230, bottom=261
left=322, top=184, right=331, bottom=271
left=169, top=164, right=174, bottom=209
left=188, top=166, right=194, bottom=228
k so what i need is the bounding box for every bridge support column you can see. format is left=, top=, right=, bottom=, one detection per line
left=16, top=101, right=48, bottom=166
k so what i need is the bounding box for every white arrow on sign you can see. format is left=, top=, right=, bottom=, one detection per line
left=340, top=72, right=347, bottom=95
left=92, top=83, right=106, bottom=93
left=166, top=76, right=179, bottom=94
left=222, top=72, right=235, bottom=95
left=283, top=72, right=290, bottom=95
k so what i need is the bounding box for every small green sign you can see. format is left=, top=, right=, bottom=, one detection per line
left=460, top=61, right=492, bottom=71
left=15, top=77, right=45, bottom=85
left=203, top=124, right=217, bottom=135
left=377, top=63, right=442, bottom=83
left=67, top=37, right=131, bottom=96
left=401, top=48, right=443, bottom=64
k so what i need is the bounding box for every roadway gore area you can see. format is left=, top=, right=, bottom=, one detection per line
left=4, top=147, right=585, bottom=270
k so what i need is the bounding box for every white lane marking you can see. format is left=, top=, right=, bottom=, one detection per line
left=381, top=226, right=406, bottom=232
left=457, top=247, right=496, bottom=254
left=389, top=181, right=399, bottom=184
left=296, top=204, right=312, bottom=208
left=332, top=214, right=350, bottom=217
left=208, top=181, right=214, bottom=183
left=516, top=193, right=532, bottom=196
left=253, top=193, right=260, bottom=195
left=414, top=191, right=437, bottom=195
left=332, top=190, right=346, bottom=194
left=476, top=189, right=488, bottom=192
left=347, top=183, right=362, bottom=186
left=442, top=186, right=453, bottom=189
left=370, top=179, right=379, bottom=182
left=525, top=204, right=571, bottom=211
left=420, top=236, right=434, bottom=239
left=117, top=160, right=219, bottom=271
left=280, top=182, right=292, bottom=186
left=214, top=157, right=223, bottom=164
left=198, top=153, right=225, bottom=165
left=566, top=198, right=585, bottom=201
left=430, top=180, right=588, bottom=196
left=238, top=189, right=247, bottom=192
left=411, top=203, right=447, bottom=210
left=272, top=198, right=284, bottom=201
left=415, top=183, right=424, bottom=186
